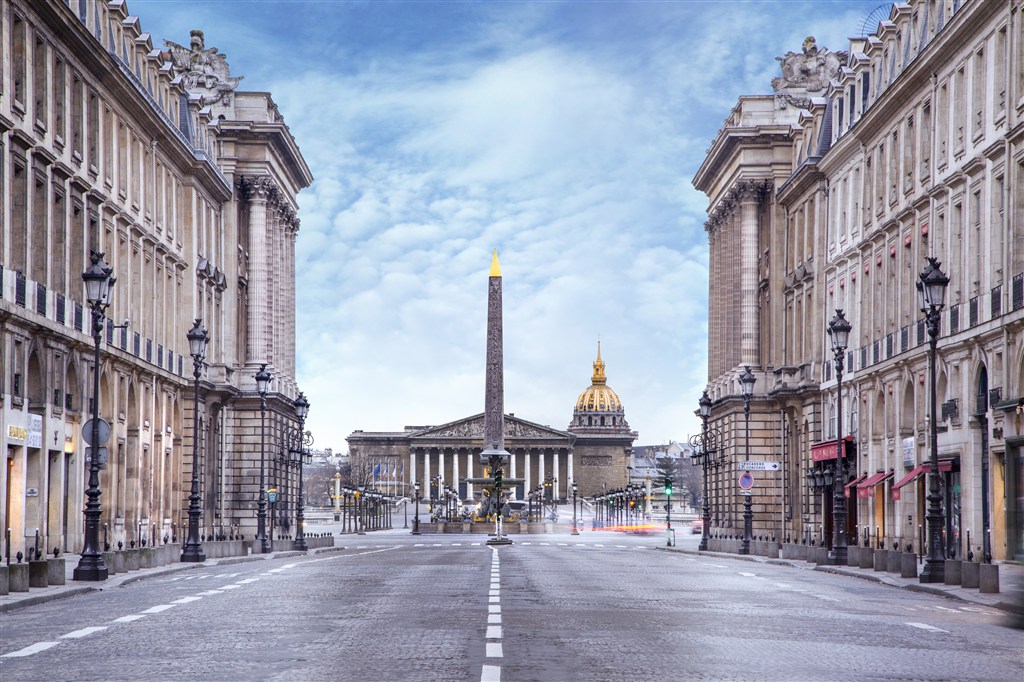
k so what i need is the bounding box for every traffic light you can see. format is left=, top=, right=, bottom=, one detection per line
left=493, top=469, right=503, bottom=487
left=664, top=477, right=673, bottom=496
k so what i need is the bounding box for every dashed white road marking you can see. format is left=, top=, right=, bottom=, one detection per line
left=414, top=543, right=424, bottom=547
left=236, top=578, right=260, bottom=584
left=433, top=543, right=443, bottom=547
left=906, top=622, right=949, bottom=633
left=706, top=563, right=727, bottom=568
left=616, top=545, right=627, bottom=548
left=539, top=542, right=550, bottom=546
left=486, top=626, right=503, bottom=639
left=813, top=594, right=840, bottom=602
left=488, top=605, right=501, bottom=614
left=196, top=590, right=224, bottom=596
left=932, top=605, right=959, bottom=612
left=110, top=615, right=146, bottom=624
left=488, top=614, right=501, bottom=624
left=170, top=596, right=203, bottom=604
left=594, top=544, right=605, bottom=547
left=61, top=626, right=107, bottom=639
left=220, top=584, right=242, bottom=590
left=481, top=664, right=501, bottom=681
left=471, top=542, right=482, bottom=546
left=140, top=604, right=176, bottom=614
left=488, top=596, right=500, bottom=603
left=558, top=543, right=568, bottom=546
left=739, top=572, right=757, bottom=577
left=1, top=641, right=60, bottom=658
left=486, top=642, right=504, bottom=657
left=452, top=543, right=462, bottom=546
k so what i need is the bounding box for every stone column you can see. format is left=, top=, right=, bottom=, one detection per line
left=539, top=449, right=546, bottom=489
left=738, top=181, right=762, bottom=366
left=437, top=448, right=445, bottom=489
left=452, top=448, right=460, bottom=496
left=241, top=177, right=277, bottom=366
left=465, top=450, right=474, bottom=499
left=567, top=449, right=575, bottom=488
left=524, top=449, right=532, bottom=492
left=509, top=450, right=517, bottom=499
left=553, top=450, right=561, bottom=499
left=422, top=448, right=430, bottom=497
left=409, top=449, right=417, bottom=496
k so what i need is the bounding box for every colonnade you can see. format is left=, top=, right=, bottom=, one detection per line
left=408, top=446, right=574, bottom=500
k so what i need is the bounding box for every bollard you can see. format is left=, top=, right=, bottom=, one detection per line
left=900, top=552, right=917, bottom=578
left=859, top=546, right=874, bottom=569
left=944, top=559, right=962, bottom=585
left=874, top=549, right=888, bottom=571
left=8, top=562, right=29, bottom=592
left=47, top=554, right=66, bottom=585
left=0, top=565, right=8, bottom=595
left=887, top=549, right=901, bottom=573
left=979, top=564, right=1000, bottom=593
left=29, top=559, right=49, bottom=588
left=961, top=561, right=980, bottom=588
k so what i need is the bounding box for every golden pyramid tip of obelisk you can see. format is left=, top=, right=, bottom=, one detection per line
left=490, top=249, right=502, bottom=277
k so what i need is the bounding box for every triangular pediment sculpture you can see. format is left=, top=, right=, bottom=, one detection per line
left=410, top=413, right=570, bottom=441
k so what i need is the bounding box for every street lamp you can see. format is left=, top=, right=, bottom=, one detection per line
left=571, top=481, right=579, bottom=535
left=181, top=319, right=209, bottom=562
left=255, top=364, right=271, bottom=553
left=412, top=481, right=421, bottom=534
left=74, top=251, right=114, bottom=581
left=697, top=390, right=713, bottom=551
left=827, top=309, right=852, bottom=565
left=293, top=392, right=311, bottom=551
left=918, top=257, right=949, bottom=583
left=738, top=365, right=756, bottom=556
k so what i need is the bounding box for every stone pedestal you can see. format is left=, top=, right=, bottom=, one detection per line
left=125, top=549, right=141, bottom=571
left=944, top=559, right=962, bottom=585
left=859, top=547, right=874, bottom=569
left=29, top=560, right=49, bottom=588
left=8, top=563, right=29, bottom=592
left=873, top=549, right=888, bottom=571
left=47, top=558, right=66, bottom=585
left=979, top=564, right=1000, bottom=593
left=887, top=550, right=900, bottom=573
left=0, top=566, right=8, bottom=595
left=961, top=561, right=980, bottom=588
left=900, top=552, right=917, bottom=578
left=140, top=547, right=156, bottom=568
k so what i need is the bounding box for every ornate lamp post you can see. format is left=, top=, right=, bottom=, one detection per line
left=411, top=482, right=421, bottom=534
left=827, top=309, right=852, bottom=565
left=918, top=257, right=950, bottom=583
left=74, top=251, right=115, bottom=581
left=738, top=365, right=756, bottom=555
left=181, top=319, right=209, bottom=562
left=571, top=481, right=579, bottom=535
left=293, top=392, right=311, bottom=551
left=691, top=390, right=713, bottom=551
left=255, top=364, right=272, bottom=553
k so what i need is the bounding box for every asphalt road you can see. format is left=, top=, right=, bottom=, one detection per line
left=1, top=529, right=1020, bottom=681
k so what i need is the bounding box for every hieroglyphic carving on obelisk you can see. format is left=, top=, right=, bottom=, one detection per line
left=482, top=250, right=507, bottom=456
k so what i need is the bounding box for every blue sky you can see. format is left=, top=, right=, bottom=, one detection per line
left=133, top=0, right=886, bottom=452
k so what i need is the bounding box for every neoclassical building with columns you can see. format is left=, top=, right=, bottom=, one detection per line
left=694, top=0, right=1024, bottom=561
left=0, top=0, right=311, bottom=560
left=347, top=345, right=637, bottom=501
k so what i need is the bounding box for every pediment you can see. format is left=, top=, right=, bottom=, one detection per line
left=410, top=413, right=570, bottom=441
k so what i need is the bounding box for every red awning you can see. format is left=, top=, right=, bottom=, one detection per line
left=843, top=473, right=868, bottom=498
left=891, top=460, right=957, bottom=500
left=857, top=470, right=894, bottom=499
left=810, top=436, right=853, bottom=462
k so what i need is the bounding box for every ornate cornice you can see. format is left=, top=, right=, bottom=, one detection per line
left=704, top=179, right=773, bottom=235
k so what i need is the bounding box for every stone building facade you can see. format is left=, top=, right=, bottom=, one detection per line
left=0, top=0, right=311, bottom=560
left=694, top=0, right=1024, bottom=561
left=347, top=346, right=637, bottom=500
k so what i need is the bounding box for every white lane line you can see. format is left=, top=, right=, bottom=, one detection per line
left=452, top=543, right=462, bottom=546
left=488, top=605, right=501, bottom=613
left=61, top=626, right=108, bottom=639
left=433, top=543, right=443, bottom=547
left=488, top=614, right=501, bottom=624
left=196, top=590, right=224, bottom=596
left=489, top=596, right=500, bottom=603
left=706, top=563, right=727, bottom=568
left=481, top=664, right=501, bottom=682
left=739, top=572, right=757, bottom=577
left=489, top=590, right=500, bottom=596
left=110, top=615, right=146, bottom=624
left=471, top=542, right=482, bottom=546
left=616, top=545, right=626, bottom=548
left=521, top=542, right=532, bottom=545
left=140, top=604, right=176, bottom=614
left=774, top=583, right=791, bottom=588
left=932, top=605, right=959, bottom=612
left=486, top=626, right=503, bottom=639
left=539, top=542, right=550, bottom=546
left=220, top=584, right=242, bottom=590
left=814, top=594, right=840, bottom=602
left=558, top=543, right=568, bottom=546
left=414, top=543, right=424, bottom=547
left=906, top=622, right=949, bottom=633
left=594, top=544, right=605, bottom=547
left=486, top=642, right=504, bottom=657
left=267, top=568, right=287, bottom=573
left=171, top=596, right=203, bottom=604
left=1, top=641, right=60, bottom=658
left=236, top=578, right=260, bottom=584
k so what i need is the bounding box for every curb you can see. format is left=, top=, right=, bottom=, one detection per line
left=0, top=586, right=97, bottom=613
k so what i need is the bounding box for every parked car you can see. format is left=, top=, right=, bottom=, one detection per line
left=691, top=519, right=703, bottom=534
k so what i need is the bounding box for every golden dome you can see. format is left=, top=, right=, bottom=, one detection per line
left=574, top=341, right=624, bottom=413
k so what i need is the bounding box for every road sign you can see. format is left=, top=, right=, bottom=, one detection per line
left=739, top=472, right=754, bottom=489
left=82, top=418, right=111, bottom=446
left=738, top=460, right=779, bottom=471
left=268, top=488, right=279, bottom=504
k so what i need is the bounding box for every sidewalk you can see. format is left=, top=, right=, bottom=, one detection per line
left=0, top=546, right=344, bottom=614
left=660, top=545, right=1024, bottom=616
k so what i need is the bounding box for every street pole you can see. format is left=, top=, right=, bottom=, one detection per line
left=255, top=364, right=271, bottom=553
left=181, top=319, right=208, bottom=562
left=74, top=251, right=113, bottom=581
left=293, top=393, right=310, bottom=551
left=919, top=258, right=949, bottom=583
left=827, top=311, right=851, bottom=565
left=739, top=365, right=755, bottom=556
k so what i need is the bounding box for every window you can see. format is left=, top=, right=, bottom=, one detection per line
left=903, top=116, right=914, bottom=192
left=972, top=188, right=982, bottom=294
left=889, top=131, right=898, bottom=204
left=954, top=66, right=966, bottom=152
left=13, top=14, right=27, bottom=107
left=919, top=102, right=932, bottom=178
left=53, top=57, right=66, bottom=142
left=993, top=175, right=1005, bottom=283
left=994, top=26, right=1007, bottom=117
left=87, top=90, right=99, bottom=171
left=937, top=81, right=949, bottom=165
left=862, top=72, right=871, bottom=112
left=972, top=47, right=986, bottom=138
left=71, top=73, right=84, bottom=158
left=33, top=35, right=48, bottom=128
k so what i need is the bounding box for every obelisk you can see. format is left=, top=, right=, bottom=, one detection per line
left=481, top=250, right=512, bottom=545
left=482, top=250, right=507, bottom=457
